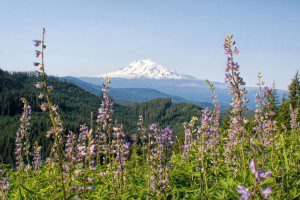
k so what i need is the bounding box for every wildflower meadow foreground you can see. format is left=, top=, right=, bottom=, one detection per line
left=0, top=30, right=299, bottom=200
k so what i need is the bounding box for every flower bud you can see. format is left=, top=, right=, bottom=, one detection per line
left=226, top=34, right=233, bottom=40
left=33, top=40, right=42, bottom=47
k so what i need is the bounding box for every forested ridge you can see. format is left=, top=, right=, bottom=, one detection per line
left=0, top=68, right=203, bottom=164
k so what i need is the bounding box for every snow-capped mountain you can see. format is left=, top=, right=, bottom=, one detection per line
left=100, top=59, right=195, bottom=80
left=80, top=59, right=287, bottom=109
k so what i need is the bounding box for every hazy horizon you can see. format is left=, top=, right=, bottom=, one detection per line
left=0, top=0, right=299, bottom=90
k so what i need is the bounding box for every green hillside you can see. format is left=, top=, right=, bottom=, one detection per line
left=0, top=68, right=203, bottom=163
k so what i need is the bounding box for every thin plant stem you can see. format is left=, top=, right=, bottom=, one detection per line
left=40, top=28, right=67, bottom=200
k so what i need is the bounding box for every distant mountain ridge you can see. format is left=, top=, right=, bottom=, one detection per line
left=62, top=76, right=212, bottom=108
left=80, top=59, right=287, bottom=109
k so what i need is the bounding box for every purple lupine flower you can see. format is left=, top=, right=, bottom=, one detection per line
left=148, top=124, right=173, bottom=195
left=72, top=185, right=79, bottom=191
left=223, top=34, right=248, bottom=168
left=132, top=133, right=138, bottom=143
left=77, top=125, right=88, bottom=160
left=252, top=73, right=278, bottom=158
left=131, top=132, right=139, bottom=157
left=73, top=124, right=98, bottom=198
left=87, top=177, right=94, bottom=183
left=96, top=78, right=114, bottom=164
left=237, top=185, right=251, bottom=200
left=137, top=115, right=148, bottom=160
left=237, top=160, right=272, bottom=199
left=33, top=62, right=40, bottom=66
left=261, top=188, right=272, bottom=199
left=182, top=122, right=192, bottom=158
left=87, top=186, right=95, bottom=191
left=149, top=123, right=158, bottom=131
left=87, top=136, right=98, bottom=171
left=15, top=130, right=24, bottom=170
left=15, top=99, right=31, bottom=170
left=111, top=126, right=130, bottom=192
left=0, top=168, right=10, bottom=198
left=250, top=160, right=272, bottom=183
left=205, top=80, right=221, bottom=165
left=64, top=132, right=76, bottom=172
left=250, top=159, right=256, bottom=174
left=33, top=40, right=42, bottom=47
left=32, top=141, right=42, bottom=171
left=72, top=124, right=88, bottom=186
left=197, top=109, right=215, bottom=157
left=35, top=50, right=41, bottom=58
left=290, top=108, right=299, bottom=129
left=255, top=170, right=272, bottom=183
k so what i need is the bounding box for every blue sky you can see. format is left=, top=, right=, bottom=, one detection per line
left=0, top=0, right=299, bottom=90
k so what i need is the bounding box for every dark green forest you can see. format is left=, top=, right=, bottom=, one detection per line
left=0, top=68, right=203, bottom=164
left=0, top=68, right=295, bottom=165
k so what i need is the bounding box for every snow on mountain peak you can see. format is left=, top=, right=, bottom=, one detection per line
left=100, top=59, right=195, bottom=80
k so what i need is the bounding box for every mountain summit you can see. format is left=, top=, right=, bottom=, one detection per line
left=100, top=59, right=195, bottom=80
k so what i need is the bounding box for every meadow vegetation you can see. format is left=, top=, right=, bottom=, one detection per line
left=0, top=30, right=299, bottom=200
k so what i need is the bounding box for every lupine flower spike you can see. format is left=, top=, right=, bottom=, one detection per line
left=224, top=34, right=248, bottom=173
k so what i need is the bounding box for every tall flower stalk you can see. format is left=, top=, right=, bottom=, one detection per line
left=205, top=80, right=220, bottom=167
left=15, top=98, right=31, bottom=171
left=97, top=77, right=114, bottom=169
left=137, top=115, right=148, bottom=161
left=112, top=126, right=130, bottom=196
left=223, top=34, right=248, bottom=173
left=182, top=116, right=198, bottom=159
left=148, top=124, right=173, bottom=198
left=146, top=124, right=155, bottom=199
left=0, top=168, right=10, bottom=200
left=197, top=108, right=213, bottom=192
left=72, top=124, right=96, bottom=198
left=33, top=28, right=66, bottom=199
left=182, top=122, right=192, bottom=158
left=64, top=131, right=76, bottom=188
left=82, top=124, right=96, bottom=200
left=290, top=107, right=299, bottom=129
left=32, top=141, right=42, bottom=171
left=252, top=72, right=278, bottom=168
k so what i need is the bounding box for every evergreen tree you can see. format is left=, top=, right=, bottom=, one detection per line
left=288, top=71, right=299, bottom=110
left=277, top=94, right=291, bottom=130
left=288, top=71, right=300, bottom=124
left=270, top=81, right=280, bottom=118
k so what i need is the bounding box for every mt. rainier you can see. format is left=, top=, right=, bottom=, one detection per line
left=79, top=59, right=286, bottom=109
left=100, top=59, right=196, bottom=80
